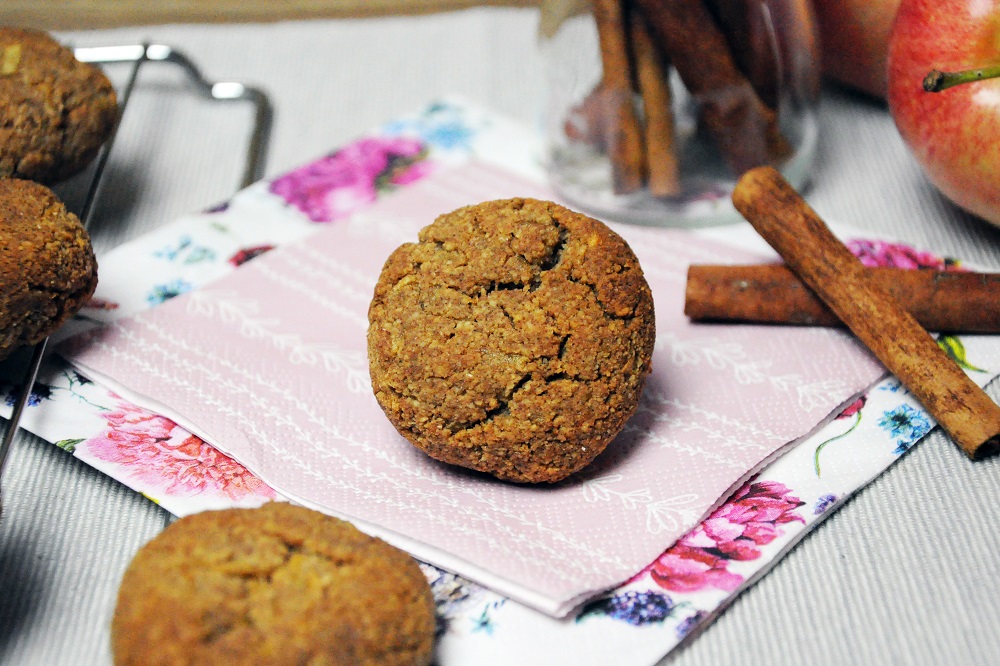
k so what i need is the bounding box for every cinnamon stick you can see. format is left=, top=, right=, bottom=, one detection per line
left=732, top=166, right=1000, bottom=460
left=592, top=0, right=647, bottom=194
left=629, top=7, right=681, bottom=197
left=686, top=264, right=1000, bottom=333
left=632, top=0, right=790, bottom=174
left=703, top=0, right=781, bottom=110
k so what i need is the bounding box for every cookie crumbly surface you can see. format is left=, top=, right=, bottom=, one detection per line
left=0, top=178, right=97, bottom=360
left=0, top=26, right=118, bottom=183
left=368, top=198, right=655, bottom=483
left=111, top=502, right=437, bottom=666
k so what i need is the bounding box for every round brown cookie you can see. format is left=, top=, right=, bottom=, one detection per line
left=111, top=502, right=437, bottom=666
left=0, top=178, right=97, bottom=360
left=0, top=26, right=118, bottom=183
left=368, top=197, right=655, bottom=483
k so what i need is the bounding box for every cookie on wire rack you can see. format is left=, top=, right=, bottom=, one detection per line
left=0, top=177, right=97, bottom=360
left=0, top=26, right=117, bottom=184
left=368, top=197, right=655, bottom=484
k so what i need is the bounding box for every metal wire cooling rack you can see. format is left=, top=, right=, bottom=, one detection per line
left=0, top=43, right=273, bottom=518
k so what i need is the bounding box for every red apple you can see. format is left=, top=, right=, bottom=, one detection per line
left=814, top=0, right=901, bottom=99
left=888, top=0, right=1000, bottom=228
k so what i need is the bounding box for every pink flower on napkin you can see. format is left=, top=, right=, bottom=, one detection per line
left=837, top=395, right=866, bottom=419
left=82, top=400, right=275, bottom=502
left=639, top=481, right=805, bottom=593
left=644, top=544, right=743, bottom=593
left=268, top=136, right=433, bottom=222
left=846, top=239, right=962, bottom=271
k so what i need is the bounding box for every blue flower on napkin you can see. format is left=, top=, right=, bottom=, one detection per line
left=676, top=610, right=708, bottom=640
left=382, top=100, right=475, bottom=152
left=3, top=382, right=52, bottom=407
left=577, top=590, right=675, bottom=626
left=877, top=404, right=932, bottom=455
left=146, top=279, right=194, bottom=307
left=814, top=494, right=838, bottom=515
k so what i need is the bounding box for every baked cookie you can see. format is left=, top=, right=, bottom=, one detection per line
left=0, top=178, right=97, bottom=360
left=0, top=26, right=118, bottom=183
left=368, top=198, right=655, bottom=483
left=111, top=502, right=437, bottom=666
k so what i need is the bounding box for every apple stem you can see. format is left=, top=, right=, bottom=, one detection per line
left=923, top=65, right=1000, bottom=92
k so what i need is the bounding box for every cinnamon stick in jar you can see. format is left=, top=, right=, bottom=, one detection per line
left=685, top=264, right=1000, bottom=332
left=632, top=0, right=790, bottom=174
left=628, top=7, right=681, bottom=197
left=703, top=0, right=781, bottom=110
left=592, top=0, right=647, bottom=194
left=732, top=166, right=1000, bottom=460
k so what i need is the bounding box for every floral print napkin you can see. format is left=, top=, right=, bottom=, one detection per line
left=3, top=98, right=998, bottom=664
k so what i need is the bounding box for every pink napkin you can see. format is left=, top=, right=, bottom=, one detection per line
left=62, top=162, right=885, bottom=616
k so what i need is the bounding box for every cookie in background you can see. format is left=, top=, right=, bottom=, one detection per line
left=0, top=26, right=118, bottom=184
left=0, top=178, right=97, bottom=361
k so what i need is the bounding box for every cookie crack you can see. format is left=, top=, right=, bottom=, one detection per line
left=428, top=239, right=469, bottom=266
left=203, top=536, right=309, bottom=644
left=539, top=225, right=568, bottom=272
left=557, top=334, right=570, bottom=360
left=497, top=302, right=516, bottom=326
left=538, top=335, right=574, bottom=382
left=524, top=225, right=567, bottom=292
left=485, top=280, right=525, bottom=294
left=486, top=373, right=530, bottom=420
left=567, top=274, right=636, bottom=322
left=446, top=372, right=532, bottom=435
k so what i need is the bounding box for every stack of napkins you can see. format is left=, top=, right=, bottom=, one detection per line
left=62, top=160, right=885, bottom=615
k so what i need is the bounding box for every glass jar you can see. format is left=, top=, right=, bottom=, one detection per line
left=542, top=0, right=820, bottom=226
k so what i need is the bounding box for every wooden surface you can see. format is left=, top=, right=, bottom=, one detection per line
left=5, top=0, right=540, bottom=31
